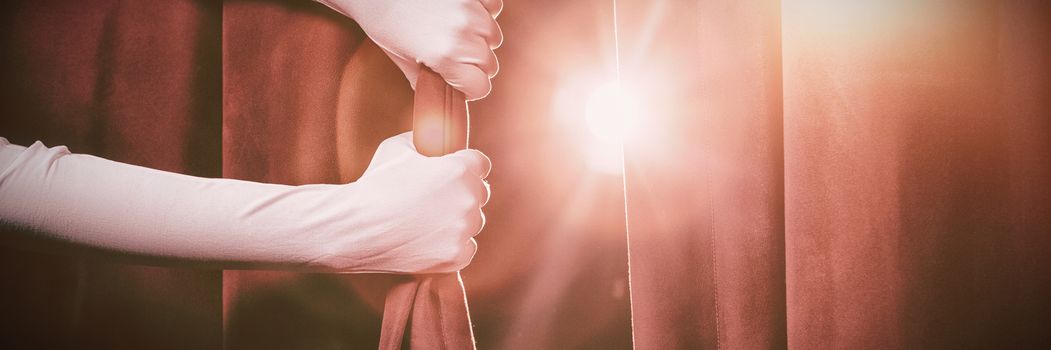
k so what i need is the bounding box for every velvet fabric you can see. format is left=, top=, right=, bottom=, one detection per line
left=0, top=0, right=420, bottom=348
left=0, top=1, right=223, bottom=348
left=622, top=0, right=1051, bottom=348
left=3, top=0, right=1049, bottom=348
left=221, top=2, right=414, bottom=348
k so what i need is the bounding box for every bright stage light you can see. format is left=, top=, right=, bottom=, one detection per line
left=550, top=77, right=642, bottom=175
left=582, top=81, right=639, bottom=174
left=584, top=82, right=639, bottom=145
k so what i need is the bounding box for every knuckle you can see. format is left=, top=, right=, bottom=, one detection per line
left=487, top=54, right=500, bottom=77
left=450, top=9, right=474, bottom=38
left=429, top=237, right=477, bottom=272
left=482, top=185, right=491, bottom=205
left=476, top=210, right=487, bottom=233
left=433, top=159, right=465, bottom=180
left=458, top=189, right=480, bottom=211
left=455, top=21, right=474, bottom=39
left=436, top=49, right=459, bottom=67
left=444, top=246, right=463, bottom=263
left=455, top=241, right=478, bottom=269
left=466, top=239, right=479, bottom=257
left=449, top=160, right=472, bottom=178
left=453, top=217, right=473, bottom=236
left=421, top=40, right=457, bottom=68
left=428, top=241, right=459, bottom=265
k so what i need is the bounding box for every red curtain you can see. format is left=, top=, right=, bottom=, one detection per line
left=2, top=0, right=1048, bottom=348
left=623, top=0, right=1051, bottom=348
left=0, top=1, right=223, bottom=348
left=220, top=1, right=408, bottom=348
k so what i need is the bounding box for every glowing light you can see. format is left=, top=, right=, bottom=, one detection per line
left=584, top=82, right=639, bottom=145
left=549, top=77, right=643, bottom=175
left=581, top=82, right=638, bottom=174
left=584, top=141, right=624, bottom=175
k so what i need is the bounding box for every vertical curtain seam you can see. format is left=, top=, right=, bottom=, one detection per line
left=696, top=1, right=722, bottom=348
left=776, top=0, right=789, bottom=347
left=707, top=166, right=722, bottom=350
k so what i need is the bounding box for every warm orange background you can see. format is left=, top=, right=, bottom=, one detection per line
left=1, top=0, right=1049, bottom=349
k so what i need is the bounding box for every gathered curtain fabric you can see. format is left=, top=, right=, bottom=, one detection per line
left=623, top=0, right=1050, bottom=349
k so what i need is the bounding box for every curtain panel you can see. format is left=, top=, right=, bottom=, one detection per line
left=623, top=0, right=1051, bottom=348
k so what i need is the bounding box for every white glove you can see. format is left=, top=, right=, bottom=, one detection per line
left=0, top=132, right=490, bottom=273
left=317, top=0, right=503, bottom=100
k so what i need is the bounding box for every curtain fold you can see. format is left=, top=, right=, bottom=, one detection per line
left=2, top=0, right=1049, bottom=348
left=782, top=1, right=1051, bottom=348
left=622, top=1, right=786, bottom=348
left=625, top=0, right=1051, bottom=348
left=0, top=1, right=223, bottom=348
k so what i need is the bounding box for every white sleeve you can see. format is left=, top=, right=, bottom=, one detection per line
left=0, top=137, right=340, bottom=269
left=0, top=134, right=490, bottom=274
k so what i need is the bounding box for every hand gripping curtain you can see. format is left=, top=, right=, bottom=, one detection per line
left=221, top=2, right=475, bottom=347
left=377, top=68, right=476, bottom=349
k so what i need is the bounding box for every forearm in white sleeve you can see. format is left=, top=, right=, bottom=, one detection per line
left=0, top=134, right=490, bottom=273
left=0, top=137, right=344, bottom=269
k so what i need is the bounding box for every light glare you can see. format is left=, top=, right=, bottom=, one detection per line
left=584, top=82, right=639, bottom=145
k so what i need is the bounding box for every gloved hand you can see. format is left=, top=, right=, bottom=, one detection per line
left=317, top=0, right=503, bottom=100
left=0, top=132, right=490, bottom=273
left=305, top=132, right=491, bottom=273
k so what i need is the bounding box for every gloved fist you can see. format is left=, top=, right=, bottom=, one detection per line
left=317, top=132, right=491, bottom=273
left=317, top=0, right=503, bottom=100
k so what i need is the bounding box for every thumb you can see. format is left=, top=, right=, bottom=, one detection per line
left=435, top=63, right=492, bottom=101
left=364, top=132, right=416, bottom=174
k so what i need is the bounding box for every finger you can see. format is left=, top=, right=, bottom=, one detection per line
left=478, top=0, right=503, bottom=18
left=484, top=49, right=499, bottom=78
left=471, top=209, right=486, bottom=237
left=480, top=16, right=503, bottom=49
left=459, top=42, right=499, bottom=79
left=456, top=238, right=479, bottom=270
left=462, top=208, right=485, bottom=238
left=469, top=179, right=490, bottom=208
left=449, top=149, right=492, bottom=178
left=492, top=21, right=504, bottom=49
left=467, top=3, right=503, bottom=49
left=437, top=63, right=491, bottom=101
left=441, top=237, right=478, bottom=273
left=480, top=180, right=491, bottom=207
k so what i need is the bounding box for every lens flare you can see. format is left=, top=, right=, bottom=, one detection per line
left=550, top=77, right=643, bottom=175
left=582, top=82, right=639, bottom=174
left=585, top=82, right=639, bottom=145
